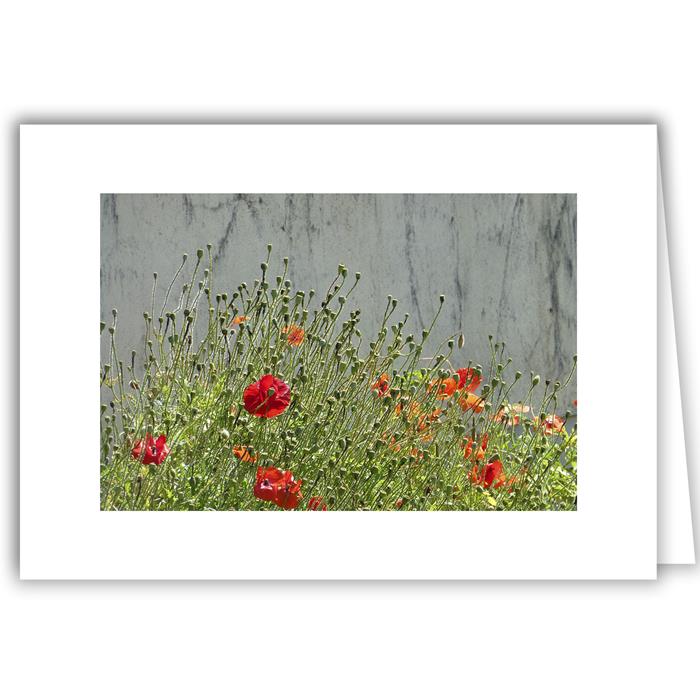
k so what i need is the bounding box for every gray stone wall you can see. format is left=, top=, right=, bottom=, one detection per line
left=101, top=193, right=576, bottom=404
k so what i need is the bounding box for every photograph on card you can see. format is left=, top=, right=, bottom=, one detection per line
left=100, top=194, right=577, bottom=511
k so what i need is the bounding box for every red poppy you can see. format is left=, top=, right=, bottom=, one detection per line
left=253, top=467, right=303, bottom=510
left=243, top=374, right=291, bottom=418
left=308, top=496, right=328, bottom=511
left=456, top=367, right=481, bottom=393
left=282, top=324, right=305, bottom=346
left=131, top=433, right=170, bottom=465
left=469, top=458, right=506, bottom=489
left=464, top=433, right=489, bottom=461
left=371, top=373, right=390, bottom=397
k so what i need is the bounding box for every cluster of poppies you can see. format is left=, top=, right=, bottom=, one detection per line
left=372, top=366, right=569, bottom=493
left=241, top=374, right=329, bottom=510
left=129, top=362, right=570, bottom=508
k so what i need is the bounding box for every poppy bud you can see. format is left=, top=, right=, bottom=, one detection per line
left=108, top=327, right=115, bottom=335
left=439, top=294, right=445, bottom=303
left=532, top=375, right=540, bottom=386
left=261, top=262, right=268, bottom=272
left=220, top=429, right=230, bottom=439
left=267, top=243, right=273, bottom=253
left=515, top=370, right=522, bottom=380
left=309, top=289, right=315, bottom=298
left=100, top=321, right=106, bottom=333
left=182, top=253, right=188, bottom=263
left=422, top=329, right=429, bottom=340
left=447, top=339, right=454, bottom=349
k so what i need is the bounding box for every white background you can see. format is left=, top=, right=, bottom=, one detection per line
left=2, top=1, right=698, bottom=698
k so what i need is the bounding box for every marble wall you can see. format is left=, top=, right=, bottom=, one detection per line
left=101, top=193, right=576, bottom=404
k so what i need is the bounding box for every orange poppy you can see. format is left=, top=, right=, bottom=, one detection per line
left=282, top=324, right=305, bottom=346
left=456, top=367, right=481, bottom=393
left=459, top=392, right=484, bottom=413
left=230, top=315, right=249, bottom=327
left=232, top=445, right=257, bottom=463
left=371, top=373, right=390, bottom=397
left=382, top=433, right=402, bottom=452
left=464, top=433, right=489, bottom=461
left=395, top=400, right=421, bottom=418
left=429, top=377, right=458, bottom=399
left=416, top=408, right=441, bottom=434
left=537, top=414, right=565, bottom=436
left=495, top=403, right=530, bottom=426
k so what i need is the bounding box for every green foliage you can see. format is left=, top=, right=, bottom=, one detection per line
left=100, top=244, right=577, bottom=511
